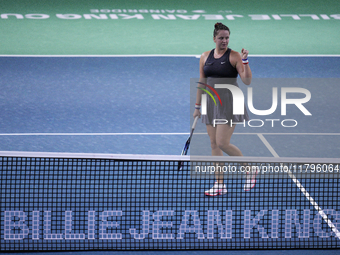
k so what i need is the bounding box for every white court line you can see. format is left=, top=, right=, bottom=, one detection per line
left=213, top=132, right=340, bottom=135
left=254, top=133, right=340, bottom=135
left=258, top=133, right=340, bottom=240
left=0, top=133, right=189, bottom=136
left=257, top=134, right=280, bottom=157
left=250, top=54, right=340, bottom=57
left=1, top=54, right=340, bottom=57
left=0, top=132, right=340, bottom=136
left=0, top=54, right=201, bottom=58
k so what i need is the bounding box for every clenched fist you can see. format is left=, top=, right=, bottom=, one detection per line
left=241, top=48, right=249, bottom=59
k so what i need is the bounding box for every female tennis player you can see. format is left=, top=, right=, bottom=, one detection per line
left=193, top=23, right=258, bottom=196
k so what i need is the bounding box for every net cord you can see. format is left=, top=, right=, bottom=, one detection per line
left=1, top=151, right=340, bottom=164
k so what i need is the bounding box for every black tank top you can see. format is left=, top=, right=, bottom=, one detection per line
left=203, top=48, right=238, bottom=78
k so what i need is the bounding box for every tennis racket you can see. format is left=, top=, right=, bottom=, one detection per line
left=178, top=116, right=199, bottom=170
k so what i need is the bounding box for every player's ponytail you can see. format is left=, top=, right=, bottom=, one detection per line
left=213, top=23, right=230, bottom=37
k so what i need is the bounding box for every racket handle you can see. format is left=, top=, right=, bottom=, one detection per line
left=192, top=116, right=199, bottom=130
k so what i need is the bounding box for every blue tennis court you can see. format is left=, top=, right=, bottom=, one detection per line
left=0, top=56, right=339, bottom=156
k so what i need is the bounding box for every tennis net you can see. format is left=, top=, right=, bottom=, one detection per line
left=0, top=151, right=340, bottom=251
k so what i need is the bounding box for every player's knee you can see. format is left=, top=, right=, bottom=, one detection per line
left=210, top=141, right=219, bottom=150
left=217, top=140, right=229, bottom=150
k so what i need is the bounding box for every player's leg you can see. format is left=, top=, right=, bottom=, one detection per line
left=204, top=124, right=227, bottom=196
left=215, top=123, right=258, bottom=191
left=215, top=123, right=243, bottom=156
left=206, top=124, right=223, bottom=157
left=206, top=124, right=224, bottom=183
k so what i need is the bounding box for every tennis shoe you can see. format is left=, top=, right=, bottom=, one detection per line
left=205, top=182, right=227, bottom=196
left=244, top=166, right=259, bottom=191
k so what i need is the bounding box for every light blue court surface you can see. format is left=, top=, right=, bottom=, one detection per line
left=0, top=56, right=339, bottom=158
